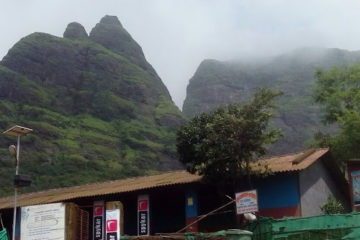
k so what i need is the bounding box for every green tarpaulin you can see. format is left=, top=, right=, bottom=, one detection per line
left=0, top=229, right=8, bottom=240
left=342, top=228, right=360, bottom=239
left=246, top=212, right=360, bottom=240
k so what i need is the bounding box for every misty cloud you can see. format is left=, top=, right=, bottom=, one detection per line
left=1, top=0, right=360, bottom=108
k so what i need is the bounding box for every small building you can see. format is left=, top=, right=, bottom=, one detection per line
left=0, top=148, right=348, bottom=238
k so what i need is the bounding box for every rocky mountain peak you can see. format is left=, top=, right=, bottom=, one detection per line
left=99, top=15, right=123, bottom=26
left=63, top=22, right=88, bottom=40
left=89, top=15, right=148, bottom=69
left=0, top=15, right=184, bottom=196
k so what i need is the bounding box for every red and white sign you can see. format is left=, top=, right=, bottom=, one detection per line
left=235, top=190, right=258, bottom=215
left=106, top=219, right=118, bottom=232
left=137, top=195, right=150, bottom=236
left=138, top=199, right=149, bottom=211
left=106, top=209, right=120, bottom=240
left=94, top=205, right=104, bottom=216
left=93, top=201, right=105, bottom=240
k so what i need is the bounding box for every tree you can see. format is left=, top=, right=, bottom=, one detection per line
left=313, top=63, right=360, bottom=162
left=176, top=89, right=282, bottom=185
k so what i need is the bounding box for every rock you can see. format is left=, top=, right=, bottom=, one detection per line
left=99, top=15, right=122, bottom=26
left=63, top=22, right=88, bottom=40
left=89, top=15, right=148, bottom=69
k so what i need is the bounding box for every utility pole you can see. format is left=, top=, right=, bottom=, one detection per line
left=3, top=125, right=33, bottom=240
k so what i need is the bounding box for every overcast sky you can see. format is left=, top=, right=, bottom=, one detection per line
left=1, top=0, right=360, bottom=108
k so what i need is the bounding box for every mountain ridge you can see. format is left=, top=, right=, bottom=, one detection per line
left=0, top=15, right=184, bottom=196
left=183, top=47, right=360, bottom=154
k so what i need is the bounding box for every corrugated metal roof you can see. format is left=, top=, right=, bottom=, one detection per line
left=0, top=170, right=202, bottom=210
left=251, top=148, right=329, bottom=173
left=0, top=148, right=328, bottom=209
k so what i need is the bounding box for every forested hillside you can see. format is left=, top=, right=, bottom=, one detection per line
left=0, top=16, right=184, bottom=196
left=183, top=48, right=360, bottom=154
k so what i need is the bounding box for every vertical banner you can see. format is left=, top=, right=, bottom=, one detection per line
left=351, top=170, right=360, bottom=205
left=106, top=201, right=123, bottom=240
left=137, top=195, right=150, bottom=236
left=93, top=201, right=105, bottom=240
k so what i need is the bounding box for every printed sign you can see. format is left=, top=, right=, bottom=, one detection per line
left=93, top=201, right=105, bottom=240
left=20, top=203, right=65, bottom=240
left=106, top=209, right=120, bottom=240
left=352, top=170, right=360, bottom=205
left=106, top=232, right=118, bottom=240
left=106, top=219, right=118, bottom=232
left=137, top=195, right=150, bottom=236
left=235, top=190, right=258, bottom=215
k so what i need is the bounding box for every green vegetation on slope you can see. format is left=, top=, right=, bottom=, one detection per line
left=0, top=16, right=184, bottom=196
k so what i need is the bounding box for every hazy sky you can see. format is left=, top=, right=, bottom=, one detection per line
left=1, top=0, right=360, bottom=108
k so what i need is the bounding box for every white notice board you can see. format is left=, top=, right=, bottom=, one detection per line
left=21, top=202, right=65, bottom=240
left=235, top=190, right=258, bottom=215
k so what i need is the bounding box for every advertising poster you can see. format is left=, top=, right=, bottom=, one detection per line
left=235, top=190, right=258, bottom=215
left=20, top=203, right=65, bottom=240
left=351, top=170, right=360, bottom=205
left=137, top=195, right=150, bottom=236
left=106, top=202, right=121, bottom=240
left=93, top=201, right=105, bottom=240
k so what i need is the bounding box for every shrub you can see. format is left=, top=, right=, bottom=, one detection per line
left=321, top=195, right=344, bottom=214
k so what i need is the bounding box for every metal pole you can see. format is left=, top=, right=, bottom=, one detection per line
left=12, top=136, right=20, bottom=240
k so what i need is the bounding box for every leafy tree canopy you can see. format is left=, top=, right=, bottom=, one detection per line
left=314, top=63, right=360, bottom=161
left=176, top=89, right=282, bottom=183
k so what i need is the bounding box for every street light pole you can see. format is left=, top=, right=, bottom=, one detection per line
left=16, top=135, right=20, bottom=175
left=3, top=125, right=32, bottom=240
left=12, top=136, right=20, bottom=240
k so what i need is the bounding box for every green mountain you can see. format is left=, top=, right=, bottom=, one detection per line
left=183, top=48, right=360, bottom=154
left=0, top=16, right=184, bottom=196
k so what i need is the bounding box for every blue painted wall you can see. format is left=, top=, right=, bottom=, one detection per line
left=255, top=173, right=299, bottom=209
left=185, top=189, right=198, bottom=218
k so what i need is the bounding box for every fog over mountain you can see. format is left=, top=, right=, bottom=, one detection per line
left=1, top=0, right=360, bottom=107
left=183, top=47, right=360, bottom=154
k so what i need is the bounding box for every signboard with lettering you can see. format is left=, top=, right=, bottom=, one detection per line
left=106, top=201, right=123, bottom=240
left=137, top=195, right=150, bottom=236
left=352, top=170, right=360, bottom=205
left=93, top=201, right=105, bottom=240
left=20, top=203, right=65, bottom=240
left=235, top=190, right=258, bottom=215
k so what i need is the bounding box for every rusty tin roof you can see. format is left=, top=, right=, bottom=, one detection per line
left=0, top=148, right=328, bottom=209
left=251, top=148, right=329, bottom=173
